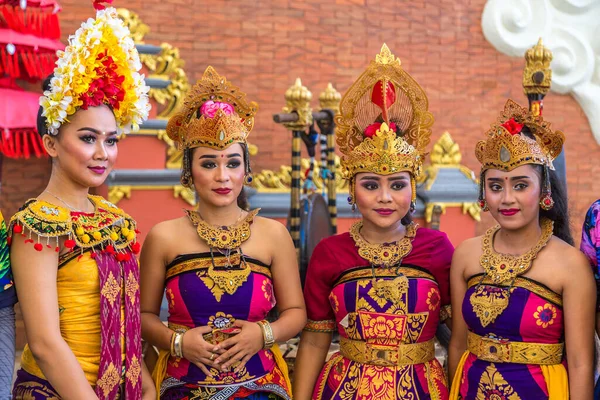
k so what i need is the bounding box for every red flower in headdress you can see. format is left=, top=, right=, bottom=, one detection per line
left=364, top=122, right=397, bottom=138
left=501, top=118, right=524, bottom=135
left=80, top=54, right=126, bottom=110
left=93, top=0, right=114, bottom=10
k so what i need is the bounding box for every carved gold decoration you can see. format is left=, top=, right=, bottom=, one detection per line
left=250, top=156, right=348, bottom=193
left=108, top=186, right=132, bottom=205
left=116, top=8, right=149, bottom=43
left=462, top=202, right=482, bottom=222
left=319, top=83, right=341, bottom=113
left=117, top=9, right=191, bottom=170
left=108, top=185, right=195, bottom=207
left=419, top=132, right=477, bottom=190
left=173, top=185, right=196, bottom=206
left=430, top=131, right=462, bottom=165
left=423, top=203, right=481, bottom=223
left=282, top=78, right=313, bottom=130
left=143, top=43, right=190, bottom=119
left=523, top=38, right=553, bottom=96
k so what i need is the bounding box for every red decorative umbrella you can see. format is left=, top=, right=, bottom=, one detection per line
left=0, top=79, right=44, bottom=158
left=0, top=0, right=62, bottom=81
left=0, top=0, right=63, bottom=159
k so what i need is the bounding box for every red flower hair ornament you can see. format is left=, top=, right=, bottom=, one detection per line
left=501, top=118, right=524, bottom=135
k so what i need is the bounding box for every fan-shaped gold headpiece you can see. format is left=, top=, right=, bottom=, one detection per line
left=336, top=44, right=434, bottom=203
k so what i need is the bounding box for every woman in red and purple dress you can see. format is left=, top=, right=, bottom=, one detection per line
left=448, top=100, right=595, bottom=399
left=140, top=66, right=306, bottom=399
left=293, top=44, right=454, bottom=400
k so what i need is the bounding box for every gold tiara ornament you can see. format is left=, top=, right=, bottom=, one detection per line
left=343, top=122, right=422, bottom=178
left=335, top=44, right=433, bottom=180
left=475, top=99, right=564, bottom=172
left=166, top=66, right=258, bottom=150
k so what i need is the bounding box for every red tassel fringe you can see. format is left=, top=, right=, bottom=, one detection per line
left=0, top=4, right=60, bottom=40
left=0, top=46, right=57, bottom=81
left=0, top=128, right=47, bottom=158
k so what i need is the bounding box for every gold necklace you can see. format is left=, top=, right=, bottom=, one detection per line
left=350, top=221, right=417, bottom=310
left=470, top=218, right=554, bottom=327
left=349, top=221, right=417, bottom=267
left=481, top=217, right=553, bottom=284
left=186, top=208, right=259, bottom=250
left=186, top=208, right=260, bottom=296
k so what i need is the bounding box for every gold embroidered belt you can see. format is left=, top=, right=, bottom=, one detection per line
left=468, top=332, right=564, bottom=365
left=339, top=337, right=435, bottom=366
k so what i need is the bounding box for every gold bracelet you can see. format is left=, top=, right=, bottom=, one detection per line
left=173, top=332, right=184, bottom=358
left=169, top=331, right=177, bottom=357
left=257, top=320, right=275, bottom=349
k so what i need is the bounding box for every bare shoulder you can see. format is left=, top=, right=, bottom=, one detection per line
left=145, top=216, right=192, bottom=246
left=453, top=235, right=482, bottom=259
left=545, top=236, right=593, bottom=280
left=253, top=216, right=290, bottom=241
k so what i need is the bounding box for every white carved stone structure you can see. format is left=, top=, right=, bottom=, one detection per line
left=482, top=0, right=600, bottom=144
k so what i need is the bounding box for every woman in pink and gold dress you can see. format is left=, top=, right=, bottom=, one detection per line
left=141, top=66, right=306, bottom=399
left=448, top=100, right=595, bottom=399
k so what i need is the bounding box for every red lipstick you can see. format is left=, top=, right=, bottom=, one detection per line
left=88, top=166, right=106, bottom=175
left=213, top=188, right=232, bottom=195
left=374, top=208, right=395, bottom=216
left=499, top=208, right=519, bottom=216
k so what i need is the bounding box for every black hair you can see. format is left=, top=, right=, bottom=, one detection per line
left=520, top=126, right=573, bottom=244
left=182, top=143, right=251, bottom=211
left=36, top=74, right=54, bottom=137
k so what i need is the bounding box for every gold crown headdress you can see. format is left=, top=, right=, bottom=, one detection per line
left=336, top=44, right=434, bottom=203
left=476, top=99, right=565, bottom=211
left=166, top=66, right=258, bottom=150
left=475, top=99, right=564, bottom=172
left=39, top=7, right=150, bottom=135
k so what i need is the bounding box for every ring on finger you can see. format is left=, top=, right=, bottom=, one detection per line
left=209, top=352, right=215, bottom=361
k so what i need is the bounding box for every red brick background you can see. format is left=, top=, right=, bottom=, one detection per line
left=2, top=0, right=599, bottom=241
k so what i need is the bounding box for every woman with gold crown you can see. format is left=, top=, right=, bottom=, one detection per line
left=293, top=44, right=454, bottom=399
left=9, top=4, right=155, bottom=399
left=448, top=100, right=595, bottom=399
left=140, top=66, right=306, bottom=399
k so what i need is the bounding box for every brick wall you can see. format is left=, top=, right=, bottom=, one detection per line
left=2, top=0, right=599, bottom=240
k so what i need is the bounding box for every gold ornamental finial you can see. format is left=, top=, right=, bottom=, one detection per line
left=282, top=78, right=313, bottom=130
left=116, top=9, right=149, bottom=43
left=375, top=43, right=401, bottom=66
left=430, top=132, right=462, bottom=166
left=523, top=38, right=553, bottom=96
left=319, top=83, right=341, bottom=113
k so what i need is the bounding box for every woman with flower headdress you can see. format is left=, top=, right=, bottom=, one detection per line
left=10, top=5, right=155, bottom=399
left=293, top=44, right=454, bottom=400
left=448, top=100, right=595, bottom=399
left=140, top=66, right=306, bottom=399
